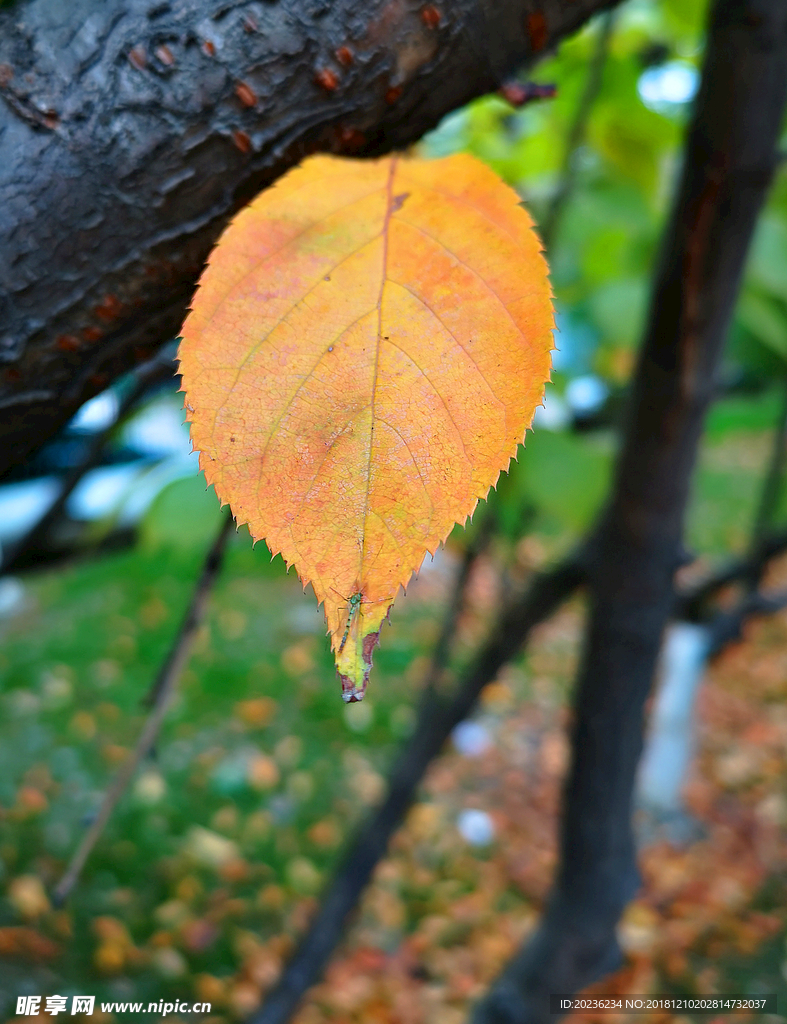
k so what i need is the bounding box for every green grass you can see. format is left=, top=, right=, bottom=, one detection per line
left=0, top=477, right=444, bottom=1018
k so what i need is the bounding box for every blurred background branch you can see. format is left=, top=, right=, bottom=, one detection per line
left=1, top=350, right=178, bottom=577
left=52, top=511, right=233, bottom=906
left=474, top=1, right=787, bottom=1018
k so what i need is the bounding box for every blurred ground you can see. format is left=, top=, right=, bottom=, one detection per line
left=2, top=392, right=787, bottom=1024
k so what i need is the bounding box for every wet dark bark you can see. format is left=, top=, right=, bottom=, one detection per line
left=472, top=1, right=787, bottom=1021
left=0, top=0, right=619, bottom=477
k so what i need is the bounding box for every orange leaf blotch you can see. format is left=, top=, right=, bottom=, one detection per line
left=179, top=154, right=554, bottom=699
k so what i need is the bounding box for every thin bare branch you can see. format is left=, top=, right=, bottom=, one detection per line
left=677, top=527, right=787, bottom=619
left=677, top=386, right=787, bottom=619
left=539, top=9, right=616, bottom=250
left=498, top=82, right=558, bottom=106
left=2, top=349, right=177, bottom=576
left=708, top=587, right=787, bottom=655
left=52, top=511, right=233, bottom=906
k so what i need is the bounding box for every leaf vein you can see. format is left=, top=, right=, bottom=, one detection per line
left=394, top=216, right=528, bottom=347
left=211, top=234, right=382, bottom=429
left=395, top=176, right=526, bottom=250
left=359, top=159, right=397, bottom=581
left=377, top=417, right=436, bottom=523
left=198, top=181, right=385, bottom=332
left=390, top=279, right=506, bottom=418
left=383, top=337, right=471, bottom=469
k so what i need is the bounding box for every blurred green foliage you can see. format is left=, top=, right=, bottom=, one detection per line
left=423, top=0, right=787, bottom=392
left=432, top=0, right=787, bottom=560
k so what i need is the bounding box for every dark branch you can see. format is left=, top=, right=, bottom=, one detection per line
left=539, top=9, right=615, bottom=249
left=1, top=348, right=177, bottom=575
left=52, top=510, right=233, bottom=906
left=744, top=382, right=787, bottom=589
left=708, top=587, right=787, bottom=655
left=677, top=527, right=787, bottom=620
left=0, top=0, right=623, bottom=479
left=473, top=1, right=787, bottom=1020
left=248, top=552, right=585, bottom=1024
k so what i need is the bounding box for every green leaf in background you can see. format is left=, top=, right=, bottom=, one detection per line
left=520, top=431, right=613, bottom=535
left=589, top=278, right=650, bottom=352
left=737, top=291, right=787, bottom=363
left=140, top=476, right=224, bottom=550
left=704, top=390, right=784, bottom=437
left=746, top=214, right=787, bottom=304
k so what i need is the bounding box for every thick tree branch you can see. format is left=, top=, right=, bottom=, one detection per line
left=0, top=0, right=621, bottom=478
left=472, top=1, right=787, bottom=1020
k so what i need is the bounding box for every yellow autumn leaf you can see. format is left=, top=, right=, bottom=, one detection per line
left=179, top=153, right=553, bottom=700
